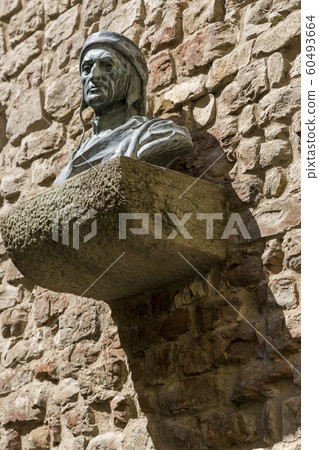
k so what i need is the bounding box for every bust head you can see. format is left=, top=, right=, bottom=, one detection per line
left=79, top=31, right=148, bottom=117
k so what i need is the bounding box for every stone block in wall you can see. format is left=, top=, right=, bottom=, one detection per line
left=0, top=285, right=20, bottom=312
left=268, top=274, right=299, bottom=309
left=206, top=411, right=258, bottom=447
left=44, top=0, right=70, bottom=19
left=53, top=299, right=100, bottom=350
left=232, top=360, right=293, bottom=403
left=0, top=0, right=21, bottom=21
left=28, top=426, right=50, bottom=449
left=206, top=41, right=253, bottom=93
left=219, top=59, right=268, bottom=117
left=65, top=406, right=98, bottom=436
left=17, top=124, right=65, bottom=168
left=192, top=94, right=216, bottom=129
left=53, top=378, right=79, bottom=410
left=290, top=54, right=301, bottom=79
left=145, top=343, right=177, bottom=385
left=2, top=381, right=48, bottom=427
left=243, top=0, right=300, bottom=40
left=44, top=68, right=81, bottom=121
left=0, top=367, right=32, bottom=397
left=178, top=336, right=213, bottom=376
left=31, top=157, right=57, bottom=186
left=228, top=255, right=263, bottom=286
left=8, top=0, right=44, bottom=48
left=0, top=170, right=25, bottom=201
left=6, top=88, right=46, bottom=146
left=264, top=123, right=289, bottom=141
left=259, top=85, right=301, bottom=124
left=175, top=22, right=237, bottom=76
left=158, top=373, right=217, bottom=413
left=160, top=74, right=207, bottom=106
left=264, top=168, right=286, bottom=198
left=111, top=396, right=138, bottom=428
left=259, top=140, right=292, bottom=168
left=282, top=229, right=301, bottom=272
left=98, top=0, right=145, bottom=36
left=2, top=430, right=21, bottom=450
left=236, top=137, right=261, bottom=173
left=262, top=239, right=284, bottom=273
left=148, top=51, right=175, bottom=92
left=56, top=30, right=86, bottom=69
left=0, top=32, right=42, bottom=79
left=86, top=433, right=124, bottom=450
left=282, top=396, right=301, bottom=438
left=230, top=174, right=263, bottom=206
left=183, top=0, right=225, bottom=35
left=248, top=195, right=301, bottom=238
left=1, top=307, right=28, bottom=338
left=267, top=52, right=288, bottom=88
left=45, top=5, right=79, bottom=50
left=83, top=0, right=117, bottom=26
left=2, top=337, right=43, bottom=368
left=0, top=25, right=6, bottom=58
left=78, top=362, right=127, bottom=404
left=253, top=10, right=301, bottom=57
left=150, top=0, right=183, bottom=53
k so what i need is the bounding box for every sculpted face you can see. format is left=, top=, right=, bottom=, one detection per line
left=81, top=47, right=130, bottom=112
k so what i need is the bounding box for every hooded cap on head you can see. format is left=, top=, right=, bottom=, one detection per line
left=79, top=31, right=148, bottom=116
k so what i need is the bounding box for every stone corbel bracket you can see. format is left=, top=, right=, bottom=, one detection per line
left=0, top=157, right=228, bottom=302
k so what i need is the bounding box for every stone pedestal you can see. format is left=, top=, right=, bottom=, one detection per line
left=0, top=157, right=228, bottom=302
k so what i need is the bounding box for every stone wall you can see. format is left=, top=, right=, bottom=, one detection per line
left=0, top=0, right=301, bottom=449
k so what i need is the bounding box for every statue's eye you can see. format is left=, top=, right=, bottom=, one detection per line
left=82, top=64, right=92, bottom=75
left=100, top=61, right=113, bottom=71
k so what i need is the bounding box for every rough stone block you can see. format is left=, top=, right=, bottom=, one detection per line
left=0, top=32, right=42, bottom=78
left=259, top=140, right=292, bottom=168
left=264, top=168, right=286, bottom=198
left=192, top=94, right=216, bottom=129
left=151, top=0, right=183, bottom=52
left=268, top=274, right=299, bottom=309
left=0, top=157, right=228, bottom=303
left=0, top=25, right=6, bottom=58
left=183, top=0, right=224, bottom=35
left=175, top=23, right=237, bottom=76
left=148, top=51, right=175, bottom=92
left=6, top=88, right=45, bottom=146
left=247, top=195, right=301, bottom=238
left=206, top=41, right=253, bottom=92
left=232, top=360, right=293, bottom=403
left=82, top=0, right=117, bottom=26
left=0, top=0, right=21, bottom=20
left=253, top=11, right=301, bottom=56
left=17, top=124, right=65, bottom=167
left=44, top=68, right=81, bottom=120
left=259, top=85, right=301, bottom=124
left=267, top=52, right=288, bottom=88
left=8, top=0, right=44, bottom=47
left=45, top=5, right=79, bottom=50
left=219, top=59, right=268, bottom=117
left=44, top=0, right=70, bottom=18
left=2, top=381, right=48, bottom=427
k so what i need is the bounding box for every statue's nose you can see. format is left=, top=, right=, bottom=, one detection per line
left=91, top=63, right=102, bottom=81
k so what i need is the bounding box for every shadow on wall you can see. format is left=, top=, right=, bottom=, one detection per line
left=108, top=130, right=300, bottom=450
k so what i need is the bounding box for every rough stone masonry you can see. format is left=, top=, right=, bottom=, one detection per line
left=0, top=0, right=300, bottom=449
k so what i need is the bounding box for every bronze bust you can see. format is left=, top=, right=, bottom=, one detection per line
left=55, top=31, right=193, bottom=184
